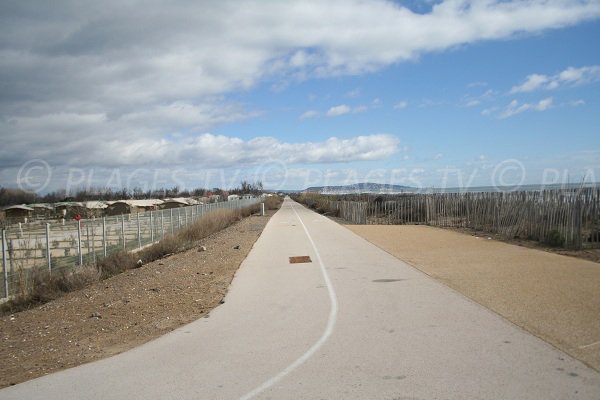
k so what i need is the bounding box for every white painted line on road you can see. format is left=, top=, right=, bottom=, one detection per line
left=239, top=203, right=339, bottom=400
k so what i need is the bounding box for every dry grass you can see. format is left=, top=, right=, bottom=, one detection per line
left=263, top=195, right=283, bottom=210
left=2, top=266, right=100, bottom=313
left=1, top=205, right=260, bottom=315
left=142, top=207, right=256, bottom=260
left=292, top=193, right=335, bottom=215
left=96, top=251, right=138, bottom=279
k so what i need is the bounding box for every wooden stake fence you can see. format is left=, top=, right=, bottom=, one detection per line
left=327, top=188, right=600, bottom=249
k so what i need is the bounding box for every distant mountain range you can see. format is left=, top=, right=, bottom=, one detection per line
left=269, top=181, right=600, bottom=194
left=303, top=182, right=415, bottom=194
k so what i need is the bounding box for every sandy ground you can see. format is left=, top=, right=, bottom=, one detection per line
left=346, top=224, right=600, bottom=372
left=0, top=211, right=275, bottom=388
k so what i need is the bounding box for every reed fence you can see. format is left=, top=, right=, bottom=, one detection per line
left=327, top=188, right=600, bottom=249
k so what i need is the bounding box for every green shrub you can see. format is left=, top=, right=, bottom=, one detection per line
left=545, top=230, right=565, bottom=248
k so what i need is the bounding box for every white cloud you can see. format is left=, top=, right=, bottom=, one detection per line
left=0, top=121, right=400, bottom=171
left=304, top=103, right=370, bottom=118
left=345, top=89, right=361, bottom=98
left=510, top=74, right=550, bottom=93
left=491, top=97, right=554, bottom=118
left=394, top=101, right=408, bottom=109
left=569, top=99, right=586, bottom=107
left=150, top=133, right=400, bottom=166
left=533, top=97, right=553, bottom=110
left=510, top=66, right=600, bottom=93
left=120, top=102, right=258, bottom=129
left=462, top=89, right=496, bottom=107
left=300, top=110, right=320, bottom=119
left=559, top=66, right=600, bottom=83
left=1, top=0, right=600, bottom=173
left=480, top=107, right=498, bottom=116
left=312, top=104, right=375, bottom=119
left=326, top=104, right=351, bottom=117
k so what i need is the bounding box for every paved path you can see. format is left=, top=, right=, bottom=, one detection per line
left=2, top=199, right=599, bottom=399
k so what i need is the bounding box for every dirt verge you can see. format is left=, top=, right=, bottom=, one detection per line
left=346, top=224, right=600, bottom=372
left=0, top=210, right=275, bottom=388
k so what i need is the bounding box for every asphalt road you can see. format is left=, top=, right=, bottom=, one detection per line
left=2, top=198, right=599, bottom=399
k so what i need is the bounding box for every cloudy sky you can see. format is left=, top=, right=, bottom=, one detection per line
left=1, top=0, right=599, bottom=193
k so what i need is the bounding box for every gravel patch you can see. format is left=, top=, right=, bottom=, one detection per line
left=347, top=224, right=600, bottom=372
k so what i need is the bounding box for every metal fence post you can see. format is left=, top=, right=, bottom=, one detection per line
left=137, top=212, right=142, bottom=249
left=121, top=214, right=126, bottom=249
left=102, top=217, right=107, bottom=257
left=86, top=224, right=91, bottom=264
left=2, top=229, right=8, bottom=299
left=150, top=211, right=154, bottom=243
left=170, top=209, right=174, bottom=235
left=91, top=223, right=96, bottom=264
left=77, top=220, right=83, bottom=266
left=161, top=210, right=165, bottom=239
left=8, top=239, right=13, bottom=278
left=45, top=223, right=51, bottom=272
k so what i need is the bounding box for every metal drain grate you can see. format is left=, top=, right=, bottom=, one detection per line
left=289, top=256, right=312, bottom=264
